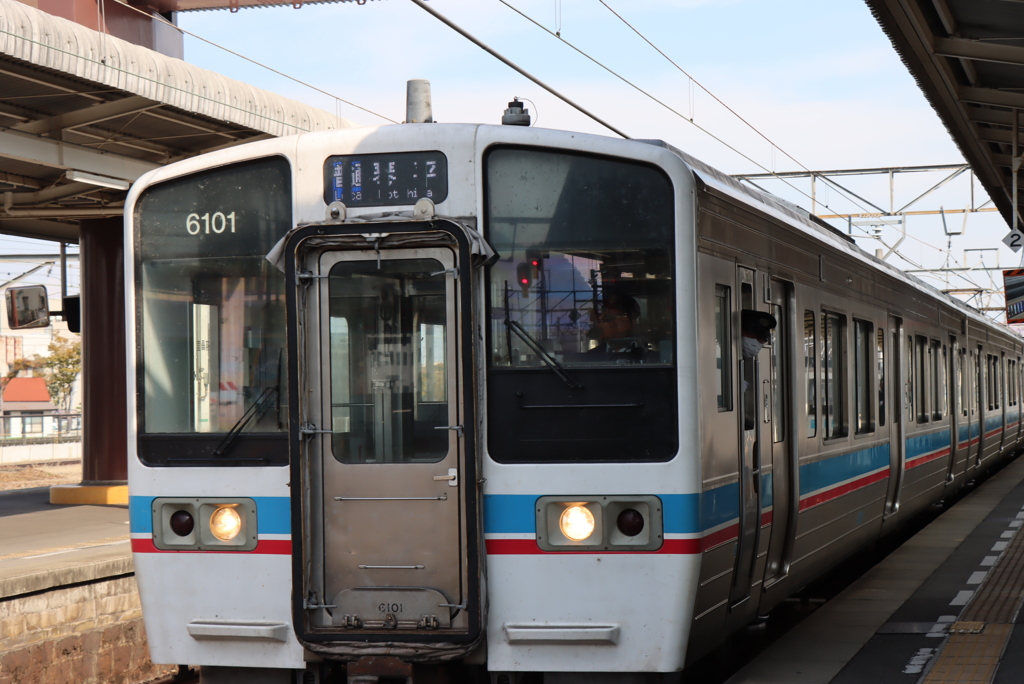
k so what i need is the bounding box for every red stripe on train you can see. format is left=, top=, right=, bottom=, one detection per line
left=907, top=447, right=951, bottom=469
left=484, top=538, right=701, bottom=555
left=131, top=538, right=292, bottom=554
left=799, top=469, right=888, bottom=511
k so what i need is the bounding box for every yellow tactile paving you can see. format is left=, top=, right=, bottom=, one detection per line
left=950, top=621, right=986, bottom=634
left=922, top=625, right=1011, bottom=683
left=962, top=521, right=1024, bottom=624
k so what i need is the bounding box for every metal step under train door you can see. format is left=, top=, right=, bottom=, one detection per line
left=299, top=241, right=471, bottom=639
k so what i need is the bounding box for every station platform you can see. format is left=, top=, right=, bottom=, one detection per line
left=0, top=484, right=131, bottom=598
left=727, top=454, right=1024, bottom=684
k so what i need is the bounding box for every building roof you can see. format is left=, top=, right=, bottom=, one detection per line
left=0, top=0, right=359, bottom=241
left=3, top=376, right=51, bottom=402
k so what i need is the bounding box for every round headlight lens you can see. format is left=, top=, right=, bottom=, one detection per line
left=617, top=508, right=645, bottom=537
left=209, top=506, right=242, bottom=541
left=169, top=510, right=194, bottom=537
left=559, top=505, right=596, bottom=542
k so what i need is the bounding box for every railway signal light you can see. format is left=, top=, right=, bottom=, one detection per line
left=517, top=251, right=543, bottom=296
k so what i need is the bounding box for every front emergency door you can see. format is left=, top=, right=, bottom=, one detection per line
left=316, top=247, right=466, bottom=633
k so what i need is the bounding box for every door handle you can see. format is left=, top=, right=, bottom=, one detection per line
left=433, top=468, right=458, bottom=487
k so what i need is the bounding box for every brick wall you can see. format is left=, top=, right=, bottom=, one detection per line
left=0, top=574, right=176, bottom=684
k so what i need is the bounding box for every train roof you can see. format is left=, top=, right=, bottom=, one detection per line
left=640, top=138, right=1020, bottom=342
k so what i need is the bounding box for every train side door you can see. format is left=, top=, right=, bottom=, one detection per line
left=762, top=279, right=794, bottom=588
left=299, top=242, right=473, bottom=638
left=945, top=335, right=959, bottom=484
left=729, top=266, right=767, bottom=616
left=976, top=346, right=985, bottom=467
left=883, top=316, right=905, bottom=518
left=1001, top=352, right=1008, bottom=452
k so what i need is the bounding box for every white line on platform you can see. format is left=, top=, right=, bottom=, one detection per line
left=950, top=590, right=975, bottom=606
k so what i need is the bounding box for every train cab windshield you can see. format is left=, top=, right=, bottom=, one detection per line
left=484, top=146, right=678, bottom=463
left=133, top=157, right=292, bottom=465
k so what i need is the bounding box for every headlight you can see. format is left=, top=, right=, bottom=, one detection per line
left=209, top=506, right=242, bottom=541
left=536, top=496, right=663, bottom=551
left=559, top=505, right=596, bottom=541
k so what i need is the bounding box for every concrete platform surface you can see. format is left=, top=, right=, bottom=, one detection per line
left=0, top=485, right=131, bottom=598
left=726, top=456, right=1024, bottom=684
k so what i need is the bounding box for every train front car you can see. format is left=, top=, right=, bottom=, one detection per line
left=126, top=124, right=702, bottom=683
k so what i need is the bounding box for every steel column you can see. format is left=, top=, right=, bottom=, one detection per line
left=79, top=217, right=126, bottom=484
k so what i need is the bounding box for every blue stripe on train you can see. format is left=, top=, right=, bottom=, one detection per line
left=128, top=495, right=290, bottom=535
left=483, top=493, right=700, bottom=535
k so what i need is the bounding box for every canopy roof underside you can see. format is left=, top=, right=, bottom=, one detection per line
left=0, top=0, right=357, bottom=242
left=867, top=0, right=1024, bottom=231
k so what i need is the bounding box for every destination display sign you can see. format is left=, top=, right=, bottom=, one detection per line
left=323, top=151, right=448, bottom=208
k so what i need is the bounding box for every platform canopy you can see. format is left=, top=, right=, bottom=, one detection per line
left=0, top=0, right=358, bottom=243
left=866, top=0, right=1024, bottom=231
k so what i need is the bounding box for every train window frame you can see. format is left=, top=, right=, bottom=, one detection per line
left=770, top=295, right=787, bottom=444
left=132, top=155, right=292, bottom=467
left=930, top=339, right=944, bottom=421
left=822, top=309, right=848, bottom=440
left=987, top=354, right=996, bottom=411
left=853, top=318, right=874, bottom=435
left=915, top=335, right=929, bottom=424
left=1011, top=358, right=1016, bottom=407
left=482, top=144, right=678, bottom=465
left=804, top=310, right=817, bottom=438
left=907, top=335, right=915, bottom=421
left=877, top=327, right=885, bottom=428
left=960, top=348, right=968, bottom=418
left=978, top=348, right=984, bottom=416
left=715, top=285, right=733, bottom=412
left=998, top=354, right=1005, bottom=410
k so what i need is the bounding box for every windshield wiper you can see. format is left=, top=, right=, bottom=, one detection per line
left=504, top=319, right=583, bottom=390
left=212, top=386, right=279, bottom=457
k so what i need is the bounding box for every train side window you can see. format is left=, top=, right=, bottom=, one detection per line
left=854, top=319, right=874, bottom=434
left=741, top=284, right=755, bottom=431
left=987, top=355, right=995, bottom=411
left=1007, top=359, right=1014, bottom=408
left=907, top=335, right=915, bottom=420
left=822, top=310, right=847, bottom=439
left=978, top=349, right=984, bottom=415
left=715, top=285, right=733, bottom=411
left=931, top=340, right=944, bottom=421
left=1000, top=355, right=1005, bottom=409
left=877, top=328, right=885, bottom=428
left=1007, top=358, right=1015, bottom=405
left=960, top=349, right=968, bottom=418
left=771, top=301, right=786, bottom=443
left=805, top=311, right=816, bottom=437
left=915, top=335, right=929, bottom=424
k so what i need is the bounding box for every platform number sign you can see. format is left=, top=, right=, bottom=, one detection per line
left=1003, top=229, right=1024, bottom=253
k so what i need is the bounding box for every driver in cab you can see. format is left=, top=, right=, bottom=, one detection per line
left=586, top=290, right=649, bottom=362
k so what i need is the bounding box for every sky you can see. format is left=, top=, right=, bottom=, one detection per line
left=167, top=0, right=1016, bottom=317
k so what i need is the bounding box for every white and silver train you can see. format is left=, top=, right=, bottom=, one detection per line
left=123, top=117, right=1024, bottom=683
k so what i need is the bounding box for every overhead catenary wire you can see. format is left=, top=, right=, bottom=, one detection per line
left=492, top=0, right=904, bottom=234
left=587, top=2, right=995, bottom=296
left=489, top=1, right=991, bottom=292
left=409, top=0, right=629, bottom=139
left=100, top=1, right=997, bottom=309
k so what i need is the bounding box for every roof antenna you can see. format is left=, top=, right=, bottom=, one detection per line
left=502, top=97, right=531, bottom=126
left=406, top=79, right=433, bottom=123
